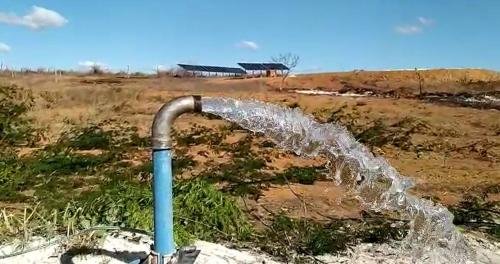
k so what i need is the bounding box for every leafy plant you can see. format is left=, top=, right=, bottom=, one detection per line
left=69, top=179, right=252, bottom=246
left=265, top=214, right=354, bottom=256
left=73, top=181, right=153, bottom=231
left=0, top=84, right=39, bottom=146
left=0, top=150, right=29, bottom=202
left=259, top=213, right=408, bottom=262
left=174, top=180, right=252, bottom=244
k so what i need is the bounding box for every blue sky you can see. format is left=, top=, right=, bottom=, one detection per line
left=0, top=1, right=499, bottom=73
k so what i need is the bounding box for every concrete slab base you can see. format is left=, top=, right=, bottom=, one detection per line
left=0, top=232, right=498, bottom=264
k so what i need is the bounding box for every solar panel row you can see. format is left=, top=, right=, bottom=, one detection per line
left=238, top=63, right=289, bottom=71
left=177, top=64, right=246, bottom=74
left=178, top=62, right=289, bottom=74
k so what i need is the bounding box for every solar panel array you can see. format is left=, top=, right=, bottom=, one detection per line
left=238, top=63, right=289, bottom=71
left=178, top=64, right=246, bottom=74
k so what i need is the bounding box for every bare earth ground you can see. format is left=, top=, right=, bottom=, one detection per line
left=0, top=69, right=499, bottom=222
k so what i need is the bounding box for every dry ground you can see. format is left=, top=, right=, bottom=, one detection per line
left=1, top=70, right=499, bottom=220
left=267, top=68, right=500, bottom=95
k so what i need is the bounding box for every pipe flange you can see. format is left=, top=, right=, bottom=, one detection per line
left=148, top=249, right=173, bottom=264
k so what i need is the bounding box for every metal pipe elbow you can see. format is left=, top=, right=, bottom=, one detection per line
left=152, top=95, right=202, bottom=149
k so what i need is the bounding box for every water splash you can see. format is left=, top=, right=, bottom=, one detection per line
left=201, top=97, right=473, bottom=263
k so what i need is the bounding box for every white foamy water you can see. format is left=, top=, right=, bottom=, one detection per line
left=201, top=97, right=474, bottom=263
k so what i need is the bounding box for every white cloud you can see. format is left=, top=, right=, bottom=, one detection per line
left=418, top=17, right=434, bottom=26
left=395, top=16, right=435, bottom=35
left=78, top=61, right=106, bottom=69
left=0, top=42, right=10, bottom=53
left=236, top=40, right=259, bottom=51
left=395, top=25, right=422, bottom=35
left=156, top=65, right=168, bottom=71
left=0, top=6, right=67, bottom=30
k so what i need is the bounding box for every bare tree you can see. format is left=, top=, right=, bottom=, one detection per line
left=271, top=53, right=300, bottom=91
left=89, top=64, right=104, bottom=75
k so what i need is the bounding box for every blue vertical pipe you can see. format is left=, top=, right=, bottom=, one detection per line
left=151, top=96, right=201, bottom=263
left=153, top=148, right=175, bottom=261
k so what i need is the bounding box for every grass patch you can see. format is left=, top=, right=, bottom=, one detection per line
left=174, top=180, right=252, bottom=244
left=57, top=120, right=149, bottom=151
left=275, top=166, right=325, bottom=185
left=450, top=194, right=499, bottom=239
left=27, top=149, right=115, bottom=176
left=200, top=155, right=269, bottom=198
left=174, top=124, right=226, bottom=147
left=0, top=179, right=253, bottom=247
left=258, top=213, right=408, bottom=262
left=0, top=150, right=30, bottom=202
left=198, top=133, right=327, bottom=198
left=314, top=104, right=429, bottom=150
left=0, top=96, right=250, bottom=246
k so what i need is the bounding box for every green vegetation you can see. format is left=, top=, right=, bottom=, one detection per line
left=0, top=150, right=29, bottom=202
left=0, top=143, right=249, bottom=247
left=197, top=134, right=326, bottom=198
left=313, top=104, right=500, bottom=162
left=315, top=104, right=429, bottom=150
left=63, top=178, right=251, bottom=246
left=0, top=84, right=38, bottom=147
left=174, top=180, right=252, bottom=244
left=1, top=84, right=497, bottom=262
left=174, top=125, right=327, bottom=198
left=57, top=120, right=149, bottom=150
left=450, top=193, right=500, bottom=240
left=174, top=124, right=225, bottom=147
left=0, top=84, right=251, bottom=249
left=258, top=212, right=408, bottom=262
left=276, top=166, right=325, bottom=185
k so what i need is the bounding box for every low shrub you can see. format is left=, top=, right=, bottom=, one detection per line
left=259, top=213, right=408, bottom=261
left=450, top=194, right=499, bottom=239
left=276, top=166, right=325, bottom=185
left=0, top=84, right=39, bottom=147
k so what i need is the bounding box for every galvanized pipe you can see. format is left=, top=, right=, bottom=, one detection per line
left=152, top=95, right=202, bottom=149
left=151, top=95, right=202, bottom=262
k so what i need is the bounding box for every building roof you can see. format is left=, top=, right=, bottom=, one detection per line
left=237, top=63, right=289, bottom=71
left=178, top=64, right=246, bottom=74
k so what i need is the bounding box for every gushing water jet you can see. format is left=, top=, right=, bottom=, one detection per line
left=149, top=96, right=473, bottom=264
